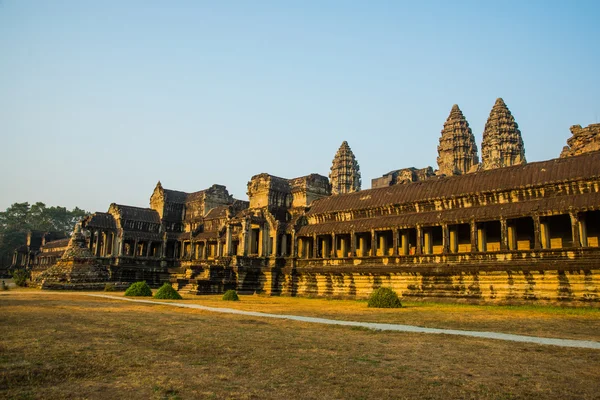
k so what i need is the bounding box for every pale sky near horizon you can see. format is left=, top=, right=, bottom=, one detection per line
left=1, top=1, right=599, bottom=213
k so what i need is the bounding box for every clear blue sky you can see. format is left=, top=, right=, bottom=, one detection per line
left=1, top=1, right=599, bottom=213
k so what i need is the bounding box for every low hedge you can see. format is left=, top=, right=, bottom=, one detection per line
left=367, top=287, right=402, bottom=308
left=154, top=283, right=183, bottom=300
left=124, top=281, right=153, bottom=297
left=222, top=289, right=239, bottom=301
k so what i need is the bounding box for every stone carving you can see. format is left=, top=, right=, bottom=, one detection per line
left=560, top=123, right=600, bottom=158
left=437, top=104, right=479, bottom=176
left=329, top=141, right=361, bottom=195
left=480, top=98, right=526, bottom=170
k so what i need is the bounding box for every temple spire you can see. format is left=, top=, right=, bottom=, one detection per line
left=480, top=98, right=526, bottom=170
left=437, top=104, right=479, bottom=176
left=329, top=141, right=361, bottom=195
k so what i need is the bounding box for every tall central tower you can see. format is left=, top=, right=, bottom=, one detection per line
left=480, top=98, right=526, bottom=170
left=329, top=141, right=361, bottom=195
left=437, top=104, right=479, bottom=176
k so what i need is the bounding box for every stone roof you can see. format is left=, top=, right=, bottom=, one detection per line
left=83, top=212, right=117, bottom=230
left=308, top=151, right=600, bottom=215
left=111, top=204, right=161, bottom=224
left=205, top=205, right=229, bottom=220
left=298, top=191, right=600, bottom=235
left=42, top=238, right=70, bottom=249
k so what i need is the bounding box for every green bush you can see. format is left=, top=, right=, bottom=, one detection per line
left=367, top=287, right=402, bottom=308
left=104, top=283, right=116, bottom=292
left=124, top=281, right=153, bottom=297
left=222, top=289, right=239, bottom=301
left=154, top=283, right=183, bottom=300
left=12, top=269, right=30, bottom=287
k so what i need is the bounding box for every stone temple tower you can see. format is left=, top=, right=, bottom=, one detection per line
left=437, top=104, right=479, bottom=176
left=330, top=141, right=361, bottom=195
left=480, top=98, right=526, bottom=170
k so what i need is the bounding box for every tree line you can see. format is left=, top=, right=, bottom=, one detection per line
left=0, top=202, right=89, bottom=269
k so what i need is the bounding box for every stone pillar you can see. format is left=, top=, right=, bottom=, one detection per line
left=272, top=233, right=278, bottom=257
left=160, top=237, right=166, bottom=258
left=94, top=231, right=100, bottom=256
left=532, top=215, right=542, bottom=250
left=579, top=216, right=588, bottom=247
left=147, top=241, right=153, bottom=257
left=133, top=239, right=139, bottom=258
left=350, top=231, right=357, bottom=257
left=258, top=227, right=264, bottom=257
left=312, top=234, right=317, bottom=258
left=118, top=234, right=124, bottom=257
left=379, top=234, right=387, bottom=256
left=340, top=236, right=348, bottom=258
left=470, top=221, right=477, bottom=252
left=401, top=231, right=409, bottom=256
left=322, top=237, right=329, bottom=259
left=217, top=241, right=222, bottom=258
left=331, top=233, right=336, bottom=258
left=370, top=230, right=376, bottom=257
left=449, top=228, right=458, bottom=253
left=89, top=231, right=94, bottom=250
left=570, top=212, right=581, bottom=248
left=507, top=225, right=517, bottom=251
left=225, top=225, right=232, bottom=256
left=500, top=219, right=508, bottom=251
left=281, top=234, right=288, bottom=256
left=298, top=237, right=304, bottom=258
left=292, top=231, right=297, bottom=257
left=392, top=230, right=399, bottom=256
left=202, top=241, right=207, bottom=259
left=416, top=226, right=423, bottom=255
left=540, top=220, right=550, bottom=249
left=477, top=225, right=486, bottom=252
left=423, top=229, right=432, bottom=255
left=442, top=224, right=449, bottom=254
left=359, top=236, right=366, bottom=257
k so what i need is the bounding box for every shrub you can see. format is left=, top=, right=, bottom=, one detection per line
left=124, top=281, right=153, bottom=297
left=104, top=283, right=116, bottom=292
left=12, top=269, right=30, bottom=287
left=154, top=283, right=183, bottom=300
left=222, top=289, right=239, bottom=301
left=367, top=287, right=402, bottom=308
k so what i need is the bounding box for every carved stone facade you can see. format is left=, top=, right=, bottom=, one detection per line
left=560, top=123, right=600, bottom=158
left=28, top=101, right=600, bottom=303
left=329, top=141, right=361, bottom=195
left=437, top=104, right=479, bottom=176
left=371, top=167, right=436, bottom=188
left=480, top=98, right=526, bottom=170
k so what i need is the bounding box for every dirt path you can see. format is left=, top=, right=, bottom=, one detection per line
left=78, top=294, right=600, bottom=350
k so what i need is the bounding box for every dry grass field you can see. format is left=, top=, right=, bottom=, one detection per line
left=1, top=290, right=599, bottom=400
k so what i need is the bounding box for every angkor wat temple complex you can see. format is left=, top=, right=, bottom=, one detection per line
left=29, top=99, right=600, bottom=302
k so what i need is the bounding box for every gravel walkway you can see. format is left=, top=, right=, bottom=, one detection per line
left=88, top=294, right=600, bottom=350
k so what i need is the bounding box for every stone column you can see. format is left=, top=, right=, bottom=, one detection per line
left=340, top=236, right=348, bottom=258
left=133, top=239, right=139, bottom=258
left=570, top=212, right=581, bottom=248
left=359, top=235, right=366, bottom=257
left=442, top=224, right=449, bottom=254
left=532, top=215, right=542, bottom=250
left=217, top=241, right=222, bottom=258
left=500, top=219, right=508, bottom=251
left=258, top=227, right=264, bottom=257
left=298, top=237, right=303, bottom=258
left=507, top=225, right=517, bottom=251
left=423, top=229, right=432, bottom=255
left=272, top=233, right=278, bottom=257
left=470, top=221, right=478, bottom=252
left=312, top=234, right=318, bottom=258
left=292, top=231, right=297, bottom=257
left=370, top=230, right=376, bottom=257
left=350, top=231, right=357, bottom=257
left=225, top=225, right=232, bottom=256
left=579, top=216, right=588, bottom=247
left=202, top=241, right=207, bottom=259
left=401, top=231, right=409, bottom=256
left=94, top=231, right=100, bottom=256
left=322, top=237, right=329, bottom=259
left=331, top=233, right=336, bottom=258
left=416, top=226, right=423, bottom=255
left=392, top=230, right=399, bottom=256
left=477, top=225, right=486, bottom=252
left=449, top=228, right=458, bottom=253
left=379, top=234, right=387, bottom=256
left=147, top=241, right=153, bottom=257
left=540, top=220, right=550, bottom=249
left=281, top=234, right=287, bottom=256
